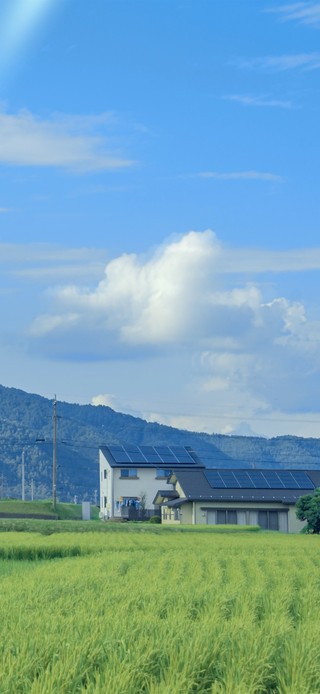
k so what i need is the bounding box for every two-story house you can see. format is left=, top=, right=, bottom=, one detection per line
left=99, top=443, right=203, bottom=519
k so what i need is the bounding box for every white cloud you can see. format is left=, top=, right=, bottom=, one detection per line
left=0, top=242, right=106, bottom=263
left=27, top=230, right=320, bottom=354
left=193, top=171, right=283, bottom=182
left=217, top=246, right=320, bottom=273
left=223, top=94, right=294, bottom=109
left=33, top=230, right=221, bottom=346
left=91, top=393, right=118, bottom=408
left=22, top=230, right=320, bottom=431
left=0, top=207, right=10, bottom=213
left=266, top=3, right=320, bottom=27
left=0, top=243, right=109, bottom=284
left=0, top=109, right=134, bottom=172
left=236, top=53, right=320, bottom=71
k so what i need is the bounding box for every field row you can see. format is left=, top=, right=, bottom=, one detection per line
left=0, top=532, right=319, bottom=692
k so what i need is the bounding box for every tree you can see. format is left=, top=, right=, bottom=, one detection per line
left=296, top=489, right=320, bottom=533
left=139, top=491, right=147, bottom=519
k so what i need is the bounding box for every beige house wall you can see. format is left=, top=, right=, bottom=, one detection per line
left=193, top=500, right=289, bottom=526
left=288, top=507, right=306, bottom=533
left=162, top=499, right=304, bottom=533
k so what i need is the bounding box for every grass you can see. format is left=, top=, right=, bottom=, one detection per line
left=0, top=518, right=261, bottom=534
left=0, top=499, right=99, bottom=521
left=0, top=529, right=319, bottom=692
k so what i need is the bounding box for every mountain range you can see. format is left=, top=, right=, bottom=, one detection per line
left=0, top=384, right=319, bottom=503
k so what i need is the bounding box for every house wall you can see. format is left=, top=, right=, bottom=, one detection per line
left=161, top=504, right=194, bottom=524
left=99, top=451, right=174, bottom=518
left=287, top=507, right=306, bottom=533
left=162, top=499, right=305, bottom=533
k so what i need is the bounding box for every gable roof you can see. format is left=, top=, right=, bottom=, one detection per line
left=100, top=444, right=204, bottom=469
left=168, top=468, right=320, bottom=505
left=153, top=489, right=179, bottom=505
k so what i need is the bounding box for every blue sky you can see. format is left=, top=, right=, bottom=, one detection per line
left=1, top=0, right=320, bottom=438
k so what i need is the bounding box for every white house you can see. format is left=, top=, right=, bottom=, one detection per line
left=99, top=444, right=203, bottom=519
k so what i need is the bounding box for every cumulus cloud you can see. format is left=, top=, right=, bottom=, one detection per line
left=26, top=230, right=320, bottom=422
left=91, top=393, right=119, bottom=408
left=28, top=229, right=320, bottom=354
left=30, top=230, right=222, bottom=346
left=0, top=109, right=134, bottom=172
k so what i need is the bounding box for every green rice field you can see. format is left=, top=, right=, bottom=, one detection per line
left=0, top=528, right=319, bottom=693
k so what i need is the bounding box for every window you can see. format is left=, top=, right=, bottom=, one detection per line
left=120, top=496, right=140, bottom=508
left=258, top=510, right=279, bottom=531
left=217, top=510, right=226, bottom=524
left=227, top=510, right=237, bottom=525
left=174, top=508, right=180, bottom=520
left=156, top=468, right=172, bottom=478
left=103, top=469, right=107, bottom=479
left=269, top=511, right=279, bottom=531
left=120, top=468, right=138, bottom=478
left=208, top=509, right=238, bottom=525
left=104, top=496, right=107, bottom=507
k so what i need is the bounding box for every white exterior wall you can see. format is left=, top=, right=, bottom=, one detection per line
left=99, top=450, right=174, bottom=518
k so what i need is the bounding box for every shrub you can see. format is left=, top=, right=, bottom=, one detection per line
left=149, top=515, right=161, bottom=524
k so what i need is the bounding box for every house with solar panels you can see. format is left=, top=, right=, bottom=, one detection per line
left=154, top=468, right=320, bottom=532
left=99, top=444, right=203, bottom=520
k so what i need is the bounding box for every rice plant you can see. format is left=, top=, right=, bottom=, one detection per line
left=0, top=530, right=319, bottom=692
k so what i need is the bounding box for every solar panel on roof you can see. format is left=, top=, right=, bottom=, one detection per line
left=142, top=453, right=161, bottom=463
left=204, top=470, right=226, bottom=488
left=177, top=455, right=196, bottom=463
left=291, top=472, right=314, bottom=489
left=248, top=471, right=269, bottom=488
left=127, top=452, right=147, bottom=463
left=124, top=444, right=140, bottom=453
left=159, top=454, right=177, bottom=463
left=234, top=471, right=255, bottom=488
left=219, top=471, right=240, bottom=488
left=262, top=471, right=285, bottom=488
left=105, top=444, right=197, bottom=466
left=111, top=450, right=132, bottom=463
left=278, top=472, right=299, bottom=488
left=204, top=468, right=316, bottom=491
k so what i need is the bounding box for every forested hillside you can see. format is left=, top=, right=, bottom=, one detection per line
left=0, top=384, right=319, bottom=502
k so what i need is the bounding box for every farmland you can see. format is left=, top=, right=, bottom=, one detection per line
left=0, top=528, right=320, bottom=693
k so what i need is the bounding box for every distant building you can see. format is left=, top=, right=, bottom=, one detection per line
left=99, top=444, right=203, bottom=520
left=154, top=468, right=320, bottom=532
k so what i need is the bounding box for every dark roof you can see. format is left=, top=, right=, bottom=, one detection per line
left=153, top=489, right=179, bottom=505
left=168, top=468, right=319, bottom=505
left=100, top=444, right=204, bottom=469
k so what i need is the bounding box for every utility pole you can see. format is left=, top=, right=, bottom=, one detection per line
left=52, top=395, right=57, bottom=511
left=21, top=449, right=25, bottom=501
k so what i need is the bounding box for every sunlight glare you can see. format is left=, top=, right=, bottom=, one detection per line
left=0, top=0, right=56, bottom=76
